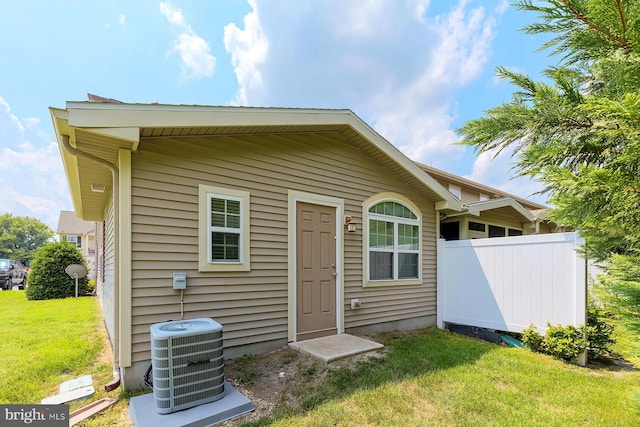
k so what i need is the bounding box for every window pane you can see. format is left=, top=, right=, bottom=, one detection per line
left=211, top=213, right=226, bottom=227
left=393, top=203, right=404, bottom=217
left=370, top=252, right=393, bottom=280
left=211, top=197, right=241, bottom=229
left=369, top=220, right=393, bottom=249
left=227, top=215, right=240, bottom=228
left=398, top=224, right=419, bottom=250
left=369, top=201, right=417, bottom=220
left=211, top=232, right=240, bottom=262
left=469, top=221, right=486, bottom=232
left=226, top=200, right=240, bottom=215
left=489, top=225, right=506, bottom=238
left=399, top=253, right=419, bottom=279
left=508, top=229, right=523, bottom=236
left=211, top=198, right=225, bottom=213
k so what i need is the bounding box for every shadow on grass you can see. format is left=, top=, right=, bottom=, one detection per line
left=235, top=328, right=494, bottom=426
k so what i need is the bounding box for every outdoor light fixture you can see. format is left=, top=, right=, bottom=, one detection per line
left=91, top=184, right=106, bottom=193
left=345, top=215, right=357, bottom=232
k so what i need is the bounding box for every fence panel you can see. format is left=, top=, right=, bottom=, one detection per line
left=437, top=232, right=586, bottom=333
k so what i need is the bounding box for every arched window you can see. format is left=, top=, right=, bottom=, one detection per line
left=365, top=196, right=421, bottom=285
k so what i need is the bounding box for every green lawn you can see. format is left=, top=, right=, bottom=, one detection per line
left=0, top=291, right=128, bottom=426
left=1, top=290, right=639, bottom=426
left=256, top=329, right=640, bottom=426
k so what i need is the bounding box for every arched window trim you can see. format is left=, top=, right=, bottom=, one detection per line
left=362, top=193, right=422, bottom=287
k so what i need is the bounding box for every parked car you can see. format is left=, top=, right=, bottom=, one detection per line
left=0, top=259, right=27, bottom=290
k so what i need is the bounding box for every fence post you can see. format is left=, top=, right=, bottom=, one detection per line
left=437, top=239, right=445, bottom=329
left=574, top=233, right=588, bottom=366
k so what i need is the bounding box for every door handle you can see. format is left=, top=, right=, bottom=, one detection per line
left=331, top=272, right=337, bottom=277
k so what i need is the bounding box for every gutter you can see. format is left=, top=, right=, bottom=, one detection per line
left=59, top=134, right=122, bottom=392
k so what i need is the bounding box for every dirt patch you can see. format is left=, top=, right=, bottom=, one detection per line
left=220, top=343, right=389, bottom=425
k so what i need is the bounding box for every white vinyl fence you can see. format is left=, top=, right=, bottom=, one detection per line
left=437, top=232, right=586, bottom=334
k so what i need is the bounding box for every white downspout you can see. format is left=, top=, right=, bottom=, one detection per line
left=60, top=134, right=121, bottom=391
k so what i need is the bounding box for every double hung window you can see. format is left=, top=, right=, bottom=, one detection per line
left=366, top=199, right=421, bottom=285
left=199, top=185, right=250, bottom=272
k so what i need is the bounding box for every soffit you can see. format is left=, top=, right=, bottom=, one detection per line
left=55, top=104, right=464, bottom=221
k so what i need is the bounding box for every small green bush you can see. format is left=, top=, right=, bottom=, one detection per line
left=26, top=242, right=90, bottom=300
left=522, top=307, right=615, bottom=363
left=585, top=306, right=615, bottom=358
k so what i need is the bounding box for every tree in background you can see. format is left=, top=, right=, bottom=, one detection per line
left=0, top=214, right=54, bottom=264
left=458, top=0, right=640, bottom=261
left=26, top=242, right=90, bottom=300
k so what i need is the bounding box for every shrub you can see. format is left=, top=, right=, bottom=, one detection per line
left=26, top=242, right=90, bottom=300
left=585, top=306, right=615, bottom=358
left=522, top=325, right=544, bottom=353
left=522, top=307, right=615, bottom=363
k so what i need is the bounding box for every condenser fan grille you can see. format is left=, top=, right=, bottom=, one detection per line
left=150, top=318, right=225, bottom=414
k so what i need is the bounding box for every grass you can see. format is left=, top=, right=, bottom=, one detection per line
left=241, top=329, right=640, bottom=426
left=0, top=291, right=129, bottom=426
left=2, top=289, right=640, bottom=426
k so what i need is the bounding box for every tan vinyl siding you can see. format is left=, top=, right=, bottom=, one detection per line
left=460, top=187, right=481, bottom=204
left=129, top=132, right=437, bottom=363
left=476, top=209, right=525, bottom=231
left=101, top=191, right=117, bottom=347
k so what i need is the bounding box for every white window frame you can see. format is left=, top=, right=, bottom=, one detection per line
left=199, top=185, right=250, bottom=272
left=66, top=235, right=81, bottom=248
left=363, top=193, right=422, bottom=287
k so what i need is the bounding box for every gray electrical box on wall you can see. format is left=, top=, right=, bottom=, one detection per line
left=172, top=272, right=187, bottom=289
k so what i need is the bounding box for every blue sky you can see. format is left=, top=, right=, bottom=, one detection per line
left=0, top=0, right=555, bottom=230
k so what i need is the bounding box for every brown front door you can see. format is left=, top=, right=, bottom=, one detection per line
left=296, top=202, right=337, bottom=341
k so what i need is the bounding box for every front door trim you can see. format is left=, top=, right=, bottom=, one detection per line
left=287, top=190, right=344, bottom=342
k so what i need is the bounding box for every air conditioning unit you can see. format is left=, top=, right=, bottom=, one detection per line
left=150, top=318, right=225, bottom=414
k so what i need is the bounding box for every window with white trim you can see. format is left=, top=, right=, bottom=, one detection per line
left=199, top=185, right=250, bottom=272
left=367, top=200, right=421, bottom=283
left=66, top=235, right=81, bottom=248
left=209, top=196, right=242, bottom=262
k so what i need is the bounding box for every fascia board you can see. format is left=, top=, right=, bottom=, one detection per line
left=49, top=107, right=84, bottom=217
left=65, top=103, right=354, bottom=128
left=467, top=198, right=536, bottom=222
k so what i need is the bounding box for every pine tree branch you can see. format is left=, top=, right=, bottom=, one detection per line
left=614, top=0, right=626, bottom=38
left=560, top=0, right=633, bottom=51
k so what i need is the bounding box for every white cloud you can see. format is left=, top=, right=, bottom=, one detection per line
left=465, top=145, right=548, bottom=204
left=0, top=98, right=71, bottom=230
left=223, top=0, right=268, bottom=105
left=224, top=0, right=500, bottom=171
left=160, top=2, right=216, bottom=81
left=119, top=14, right=126, bottom=26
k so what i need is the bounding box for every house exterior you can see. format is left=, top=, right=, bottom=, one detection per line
left=50, top=99, right=551, bottom=390
left=56, top=210, right=96, bottom=278
left=419, top=164, right=566, bottom=240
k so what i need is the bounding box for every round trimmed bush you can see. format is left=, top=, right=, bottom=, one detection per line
left=26, top=242, right=90, bottom=300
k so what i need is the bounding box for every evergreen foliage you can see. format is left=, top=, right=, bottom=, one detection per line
left=26, top=242, right=90, bottom=300
left=457, top=0, right=640, bottom=261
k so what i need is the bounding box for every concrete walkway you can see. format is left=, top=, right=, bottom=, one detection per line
left=289, top=334, right=384, bottom=363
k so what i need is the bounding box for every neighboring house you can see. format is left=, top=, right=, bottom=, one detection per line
left=419, top=164, right=567, bottom=240
left=50, top=98, right=553, bottom=390
left=56, top=210, right=96, bottom=278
